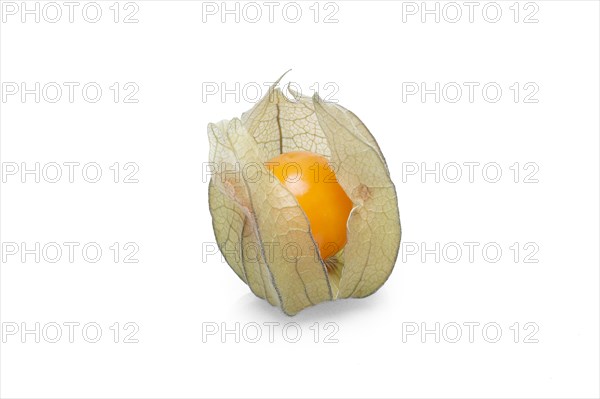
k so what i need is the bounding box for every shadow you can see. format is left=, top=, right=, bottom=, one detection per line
left=233, top=290, right=388, bottom=324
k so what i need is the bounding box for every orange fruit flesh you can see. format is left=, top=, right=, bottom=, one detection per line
left=266, top=151, right=353, bottom=260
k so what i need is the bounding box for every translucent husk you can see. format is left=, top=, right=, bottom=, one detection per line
left=208, top=77, right=401, bottom=315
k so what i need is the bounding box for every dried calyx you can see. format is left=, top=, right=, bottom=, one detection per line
left=208, top=74, right=401, bottom=315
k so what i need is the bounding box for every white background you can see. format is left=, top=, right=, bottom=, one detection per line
left=1, top=1, right=599, bottom=398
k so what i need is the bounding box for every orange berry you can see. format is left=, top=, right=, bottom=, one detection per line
left=266, top=151, right=353, bottom=260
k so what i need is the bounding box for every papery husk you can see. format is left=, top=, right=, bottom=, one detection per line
left=208, top=78, right=401, bottom=315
